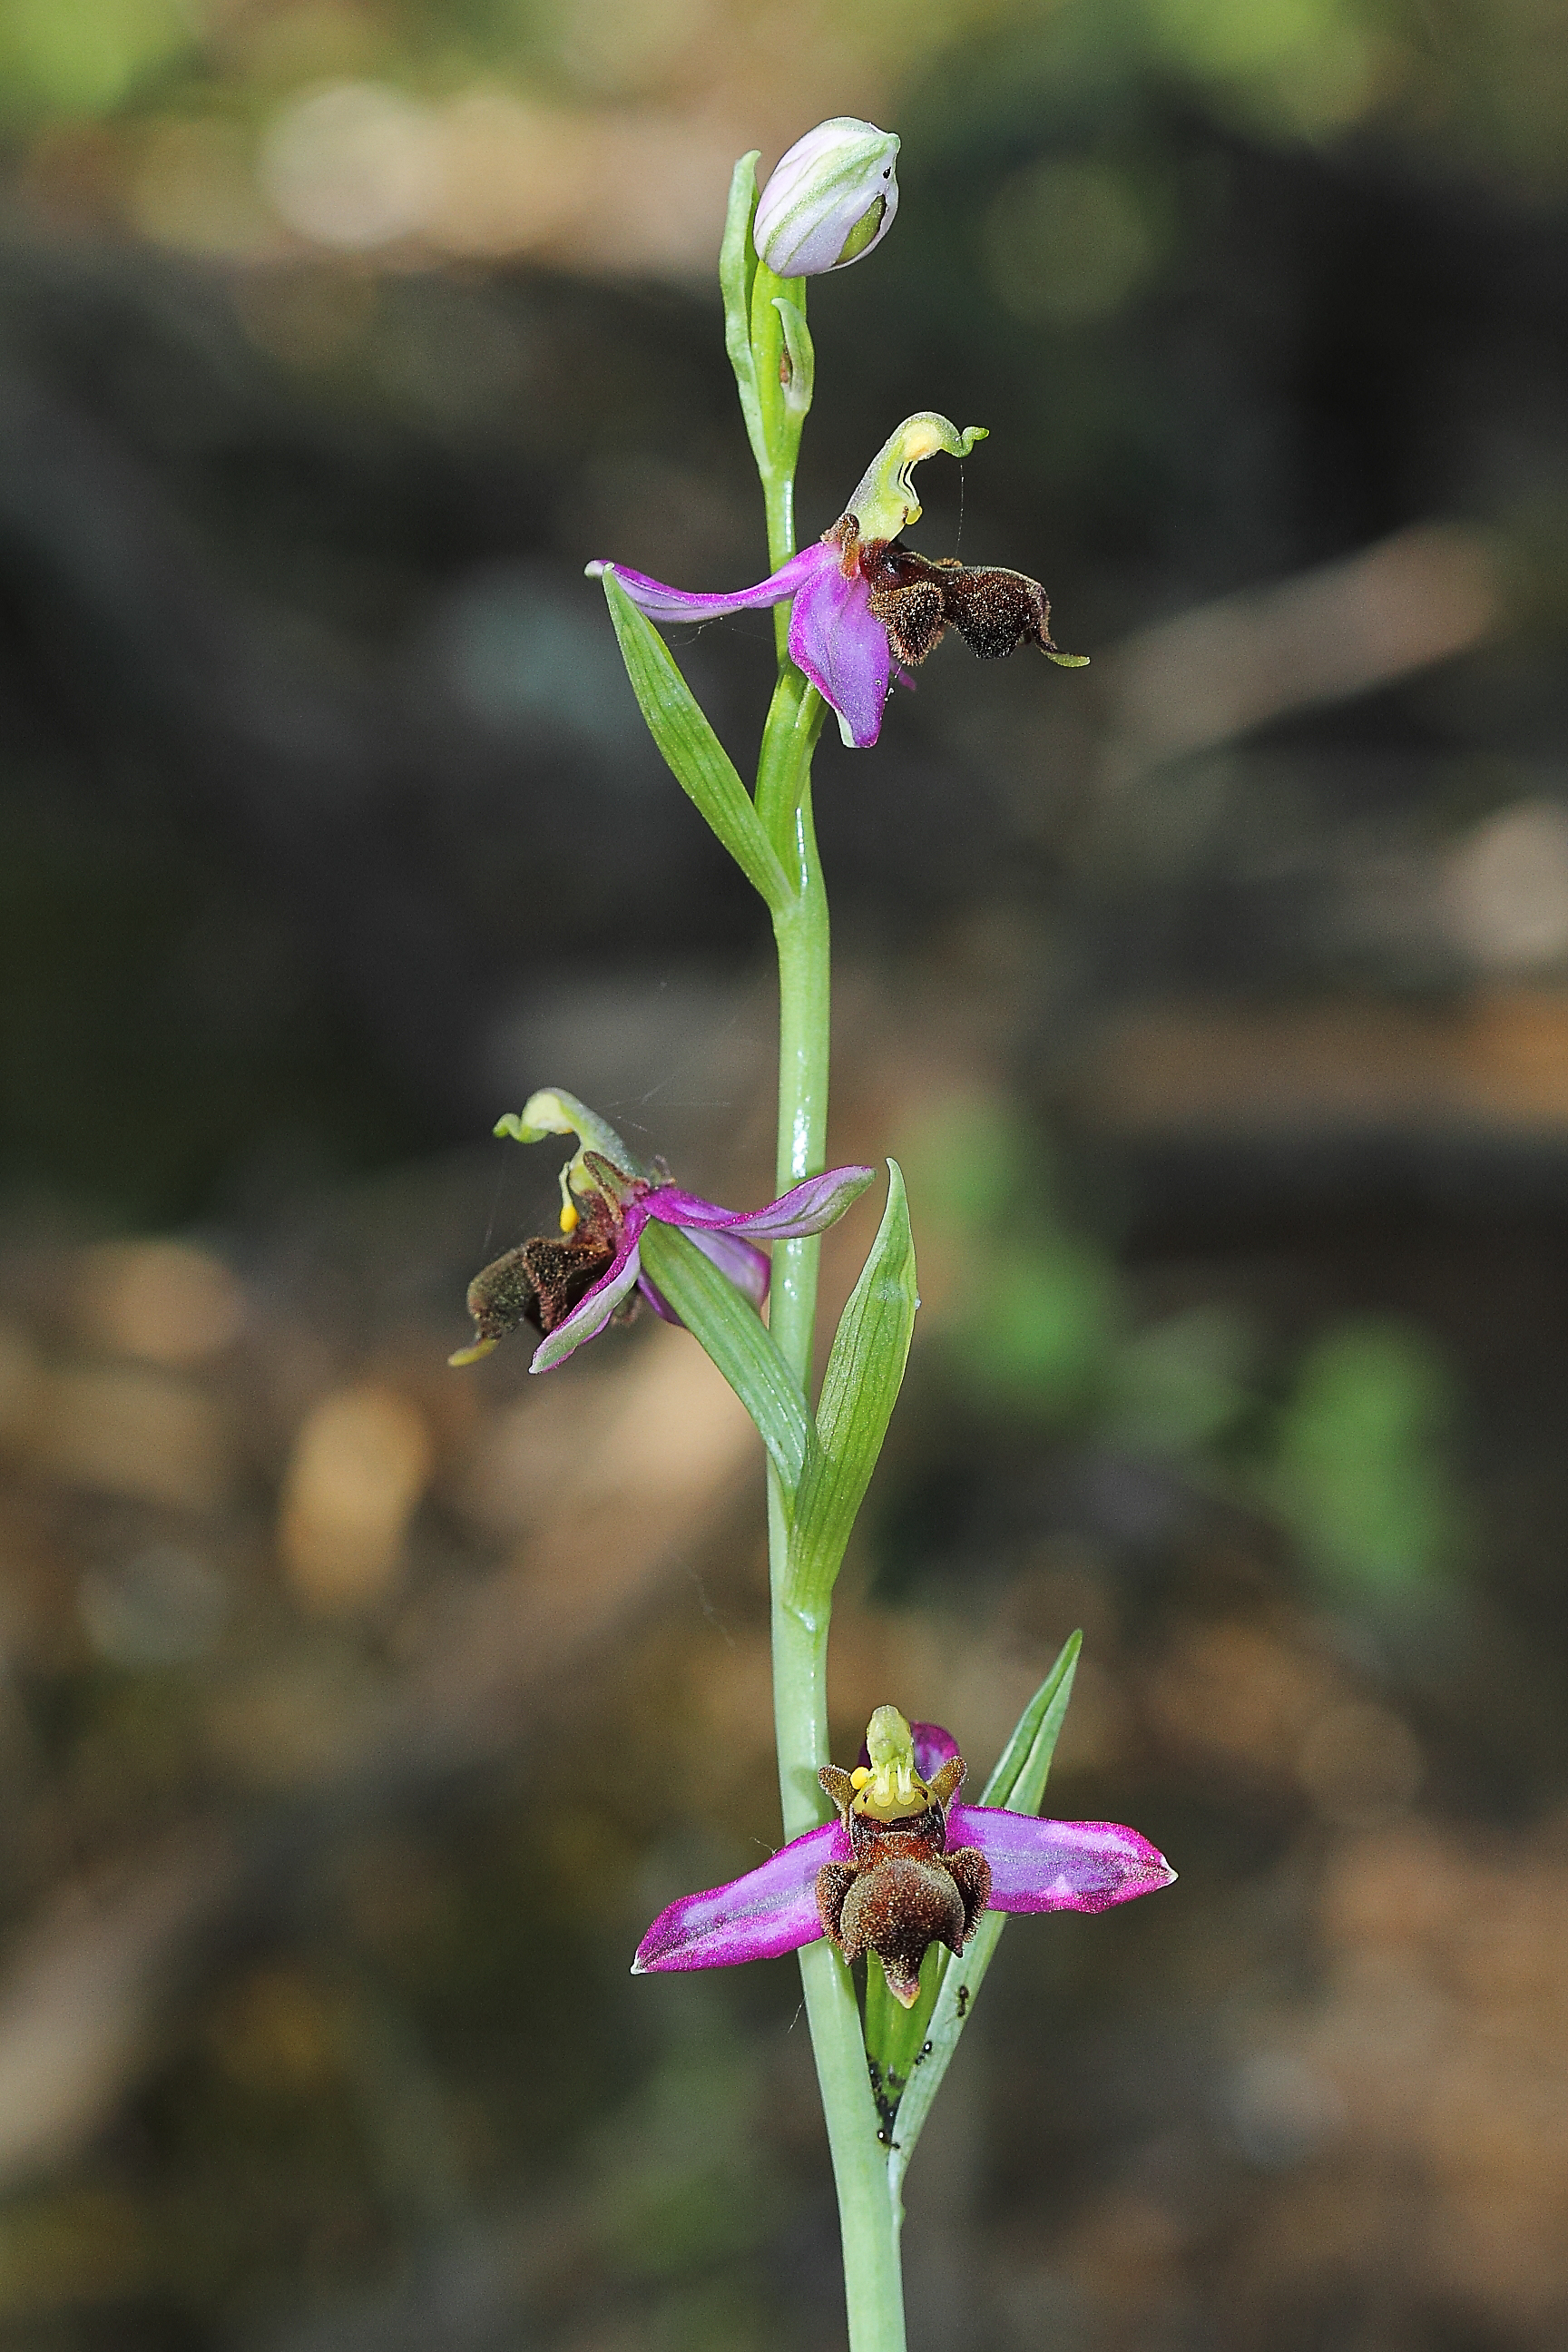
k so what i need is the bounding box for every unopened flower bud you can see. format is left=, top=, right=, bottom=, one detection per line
left=754, top=117, right=899, bottom=277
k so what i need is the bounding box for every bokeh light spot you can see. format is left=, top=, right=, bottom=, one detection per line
left=260, top=80, right=440, bottom=249
left=279, top=1385, right=433, bottom=1612
left=984, top=159, right=1156, bottom=326
left=1446, top=799, right=1568, bottom=972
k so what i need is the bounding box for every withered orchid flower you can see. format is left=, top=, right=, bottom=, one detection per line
left=588, top=414, right=1086, bottom=750
left=634, top=1708, right=1174, bottom=2004
left=450, top=1087, right=872, bottom=1375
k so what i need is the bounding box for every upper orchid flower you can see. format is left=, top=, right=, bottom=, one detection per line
left=587, top=414, right=1088, bottom=750
left=449, top=1087, right=872, bottom=1375
left=634, top=1706, right=1174, bottom=2005
left=753, top=117, right=900, bottom=276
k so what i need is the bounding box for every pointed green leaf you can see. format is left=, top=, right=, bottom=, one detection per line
left=787, top=1162, right=917, bottom=1611
left=720, top=152, right=765, bottom=475
left=635, top=1219, right=817, bottom=1499
left=599, top=574, right=791, bottom=910
left=978, top=1626, right=1083, bottom=1810
left=883, top=1633, right=1082, bottom=2209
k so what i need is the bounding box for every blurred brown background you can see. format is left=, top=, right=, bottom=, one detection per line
left=3, top=1, right=1568, bottom=2347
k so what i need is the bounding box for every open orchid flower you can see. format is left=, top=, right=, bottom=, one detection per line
left=634, top=1707, right=1175, bottom=2004
left=587, top=414, right=1088, bottom=750
left=449, top=1086, right=872, bottom=1375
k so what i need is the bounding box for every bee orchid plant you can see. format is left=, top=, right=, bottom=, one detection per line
left=454, top=123, right=1172, bottom=2352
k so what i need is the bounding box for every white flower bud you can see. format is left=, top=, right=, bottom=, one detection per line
left=753, top=117, right=899, bottom=277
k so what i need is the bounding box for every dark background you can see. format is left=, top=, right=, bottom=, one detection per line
left=2, top=2, right=1568, bottom=2347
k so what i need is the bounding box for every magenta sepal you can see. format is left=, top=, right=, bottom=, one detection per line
left=632, top=1820, right=848, bottom=1974
left=649, top=1167, right=873, bottom=1240
left=589, top=544, right=896, bottom=750
left=533, top=1228, right=644, bottom=1367
left=671, top=1228, right=769, bottom=1310
left=587, top=547, right=826, bottom=624
left=946, top=1809, right=1175, bottom=1915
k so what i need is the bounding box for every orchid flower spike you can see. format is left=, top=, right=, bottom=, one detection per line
left=753, top=118, right=900, bottom=276
left=634, top=1709, right=1175, bottom=2004
left=587, top=415, right=1088, bottom=750
left=449, top=1087, right=873, bottom=1375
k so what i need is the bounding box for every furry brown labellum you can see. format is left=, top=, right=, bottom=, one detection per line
left=814, top=1752, right=991, bottom=2007
left=460, top=1199, right=620, bottom=1354
left=858, top=535, right=1078, bottom=671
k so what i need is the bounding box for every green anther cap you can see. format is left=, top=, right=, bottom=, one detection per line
left=844, top=413, right=989, bottom=543
left=866, top=1704, right=915, bottom=1770
left=495, top=1088, right=644, bottom=1210
left=852, top=1706, right=929, bottom=1820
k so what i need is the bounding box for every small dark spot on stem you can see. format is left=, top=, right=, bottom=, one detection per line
left=866, top=2055, right=901, bottom=2140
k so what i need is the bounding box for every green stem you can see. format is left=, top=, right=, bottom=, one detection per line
left=764, top=470, right=795, bottom=661
left=755, top=584, right=830, bottom=1337
left=772, top=1584, right=906, bottom=2351
left=753, top=454, right=906, bottom=2352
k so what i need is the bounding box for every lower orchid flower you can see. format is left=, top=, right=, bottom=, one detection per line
left=634, top=1706, right=1174, bottom=2004
left=449, top=1086, right=872, bottom=1374
left=587, top=413, right=1088, bottom=750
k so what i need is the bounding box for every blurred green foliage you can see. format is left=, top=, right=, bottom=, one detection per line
left=908, top=1098, right=1120, bottom=1415
left=906, top=1095, right=1464, bottom=1600
left=1269, top=1318, right=1464, bottom=1594
left=0, top=0, right=194, bottom=119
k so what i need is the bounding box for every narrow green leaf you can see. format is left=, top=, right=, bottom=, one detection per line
left=599, top=575, right=791, bottom=910
left=863, top=1635, right=1083, bottom=2142
left=884, top=1633, right=1082, bottom=2209
left=788, top=1162, right=917, bottom=1611
left=636, top=1219, right=817, bottom=1499
left=979, top=1627, right=1083, bottom=1810
left=720, top=152, right=765, bottom=475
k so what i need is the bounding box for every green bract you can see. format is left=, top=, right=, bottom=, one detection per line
left=789, top=1161, right=918, bottom=1610
left=635, top=1218, right=818, bottom=1499
left=878, top=1634, right=1083, bottom=2205
left=596, top=573, right=791, bottom=910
